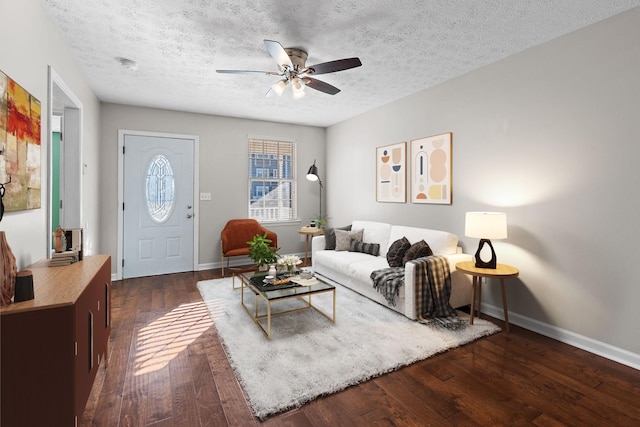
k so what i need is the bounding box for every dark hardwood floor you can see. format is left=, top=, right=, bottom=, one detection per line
left=82, top=268, right=640, bottom=426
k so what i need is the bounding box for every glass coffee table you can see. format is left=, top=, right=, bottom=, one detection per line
left=239, top=271, right=336, bottom=339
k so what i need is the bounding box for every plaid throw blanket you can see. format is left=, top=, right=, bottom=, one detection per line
left=371, top=255, right=463, bottom=330
left=413, top=256, right=463, bottom=330
left=370, top=267, right=405, bottom=306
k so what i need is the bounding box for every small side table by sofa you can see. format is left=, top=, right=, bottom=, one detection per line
left=298, top=226, right=323, bottom=265
left=455, top=261, right=519, bottom=332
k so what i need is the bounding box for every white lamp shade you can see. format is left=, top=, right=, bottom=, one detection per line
left=271, top=80, right=287, bottom=96
left=465, top=212, right=507, bottom=239
left=292, top=77, right=305, bottom=99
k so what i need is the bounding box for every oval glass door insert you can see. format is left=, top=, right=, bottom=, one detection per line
left=145, top=154, right=175, bottom=223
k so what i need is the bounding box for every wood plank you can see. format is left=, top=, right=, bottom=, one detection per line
left=170, top=383, right=201, bottom=427
left=188, top=338, right=230, bottom=426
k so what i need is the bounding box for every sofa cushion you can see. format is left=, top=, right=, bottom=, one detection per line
left=348, top=257, right=391, bottom=286
left=402, top=240, right=433, bottom=265
left=351, top=221, right=393, bottom=256
left=314, top=250, right=374, bottom=277
left=389, top=225, right=458, bottom=255
left=323, top=225, right=352, bottom=250
left=335, top=228, right=364, bottom=251
left=349, top=240, right=380, bottom=256
left=386, top=236, right=411, bottom=267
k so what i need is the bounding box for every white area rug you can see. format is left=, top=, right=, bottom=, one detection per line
left=197, top=278, right=500, bottom=420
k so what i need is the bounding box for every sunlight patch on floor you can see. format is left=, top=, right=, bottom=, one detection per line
left=134, top=301, right=214, bottom=376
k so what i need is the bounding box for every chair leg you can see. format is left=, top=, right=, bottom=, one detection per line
left=221, top=241, right=225, bottom=277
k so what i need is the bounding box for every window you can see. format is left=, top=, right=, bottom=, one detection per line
left=248, top=138, right=296, bottom=222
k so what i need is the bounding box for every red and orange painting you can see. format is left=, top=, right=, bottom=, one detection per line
left=1, top=70, right=41, bottom=212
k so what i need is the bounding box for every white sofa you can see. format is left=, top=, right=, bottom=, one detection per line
left=311, top=220, right=473, bottom=320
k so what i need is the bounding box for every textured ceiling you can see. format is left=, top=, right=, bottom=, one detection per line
left=41, top=0, right=640, bottom=127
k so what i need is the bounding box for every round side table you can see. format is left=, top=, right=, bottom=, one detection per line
left=455, top=261, right=519, bottom=332
left=298, top=226, right=323, bottom=265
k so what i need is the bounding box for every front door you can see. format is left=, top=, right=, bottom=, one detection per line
left=123, top=134, right=195, bottom=278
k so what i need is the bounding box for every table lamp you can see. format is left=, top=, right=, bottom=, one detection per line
left=465, top=212, right=507, bottom=269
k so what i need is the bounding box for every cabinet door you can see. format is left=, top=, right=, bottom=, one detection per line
left=94, top=259, right=111, bottom=361
left=1, top=307, right=75, bottom=426
left=74, top=281, right=100, bottom=419
left=74, top=256, right=111, bottom=419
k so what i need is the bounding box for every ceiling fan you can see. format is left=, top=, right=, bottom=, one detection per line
left=216, top=39, right=362, bottom=98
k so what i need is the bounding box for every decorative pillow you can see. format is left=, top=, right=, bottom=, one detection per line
left=349, top=240, right=380, bottom=256
left=323, top=225, right=352, bottom=250
left=386, top=236, right=411, bottom=267
left=402, top=240, right=433, bottom=265
left=335, top=228, right=364, bottom=251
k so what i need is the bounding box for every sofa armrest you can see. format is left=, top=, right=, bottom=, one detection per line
left=310, top=236, right=326, bottom=270
left=403, top=253, right=473, bottom=318
left=443, top=253, right=473, bottom=269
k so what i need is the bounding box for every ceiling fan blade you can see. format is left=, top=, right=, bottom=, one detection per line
left=264, top=39, right=293, bottom=70
left=305, top=78, right=341, bottom=95
left=265, top=87, right=278, bottom=97
left=216, top=69, right=281, bottom=76
left=307, top=58, right=362, bottom=75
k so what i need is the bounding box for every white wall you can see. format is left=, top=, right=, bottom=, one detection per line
left=99, top=103, right=326, bottom=271
left=326, top=9, right=640, bottom=362
left=0, top=0, right=101, bottom=268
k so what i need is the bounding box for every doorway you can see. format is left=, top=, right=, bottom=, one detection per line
left=48, top=67, right=82, bottom=255
left=118, top=130, right=199, bottom=279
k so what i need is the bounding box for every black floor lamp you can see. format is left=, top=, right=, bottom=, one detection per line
left=306, top=160, right=323, bottom=220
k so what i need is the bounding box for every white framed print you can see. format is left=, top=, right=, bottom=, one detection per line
left=410, top=132, right=452, bottom=204
left=376, top=142, right=406, bottom=203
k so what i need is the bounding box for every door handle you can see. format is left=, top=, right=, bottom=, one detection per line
left=187, top=213, right=193, bottom=219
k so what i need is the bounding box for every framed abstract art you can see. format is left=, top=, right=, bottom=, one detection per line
left=410, top=132, right=452, bottom=204
left=0, top=70, right=41, bottom=212
left=376, top=142, right=406, bottom=203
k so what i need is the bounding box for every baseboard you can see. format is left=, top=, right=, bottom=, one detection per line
left=197, top=251, right=306, bottom=272
left=198, top=262, right=217, bottom=271
left=481, top=303, right=640, bottom=371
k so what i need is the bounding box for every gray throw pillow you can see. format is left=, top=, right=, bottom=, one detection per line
left=402, top=240, right=433, bottom=265
left=349, top=240, right=380, bottom=256
left=335, top=228, right=363, bottom=251
left=323, top=225, right=352, bottom=250
left=387, top=236, right=411, bottom=267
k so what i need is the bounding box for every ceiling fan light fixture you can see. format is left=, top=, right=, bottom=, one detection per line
left=217, top=40, right=362, bottom=98
left=292, top=77, right=305, bottom=99
left=271, top=80, right=287, bottom=96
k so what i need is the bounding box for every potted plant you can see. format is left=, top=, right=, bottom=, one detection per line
left=313, top=214, right=329, bottom=228
left=247, top=233, right=278, bottom=270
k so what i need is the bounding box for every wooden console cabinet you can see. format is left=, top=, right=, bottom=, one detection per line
left=1, top=255, right=111, bottom=427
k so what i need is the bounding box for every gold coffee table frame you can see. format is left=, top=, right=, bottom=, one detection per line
left=239, top=272, right=336, bottom=339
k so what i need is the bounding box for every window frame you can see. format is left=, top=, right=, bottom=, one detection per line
left=248, top=138, right=297, bottom=223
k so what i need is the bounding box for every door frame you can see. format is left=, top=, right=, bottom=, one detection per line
left=47, top=67, right=83, bottom=256
left=117, top=129, right=200, bottom=280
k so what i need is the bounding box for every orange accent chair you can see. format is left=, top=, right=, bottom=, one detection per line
left=220, top=219, right=278, bottom=277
